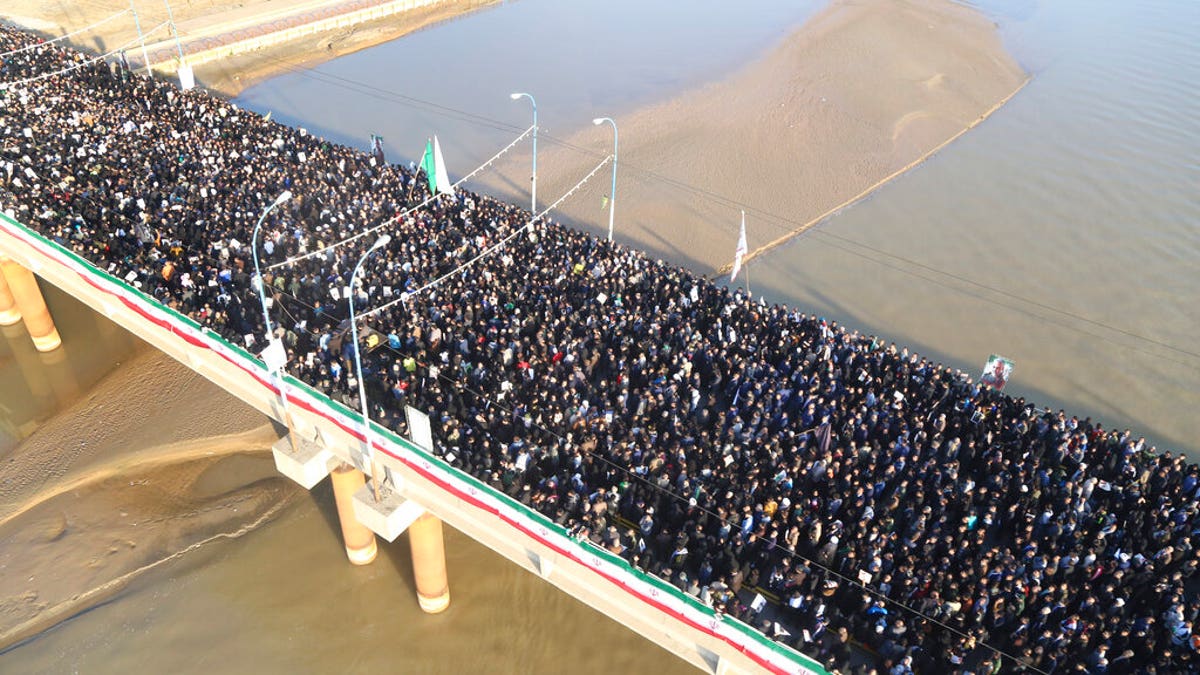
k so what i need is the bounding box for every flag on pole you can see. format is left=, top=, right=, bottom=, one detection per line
left=730, top=210, right=748, bottom=282
left=370, top=134, right=385, bottom=165
left=419, top=138, right=433, bottom=187
left=419, top=135, right=453, bottom=196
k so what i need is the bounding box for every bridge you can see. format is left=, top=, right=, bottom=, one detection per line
left=0, top=213, right=827, bottom=675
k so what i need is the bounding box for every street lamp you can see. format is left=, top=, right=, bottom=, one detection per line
left=129, top=0, right=152, bottom=75
left=593, top=117, right=618, bottom=242
left=510, top=92, right=537, bottom=215
left=251, top=190, right=292, bottom=348
left=161, top=0, right=186, bottom=64
left=349, top=233, right=392, bottom=500
left=251, top=190, right=296, bottom=449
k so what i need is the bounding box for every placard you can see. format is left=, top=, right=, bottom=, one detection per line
left=406, top=405, right=433, bottom=452
left=178, top=63, right=195, bottom=90
left=980, top=354, right=1015, bottom=391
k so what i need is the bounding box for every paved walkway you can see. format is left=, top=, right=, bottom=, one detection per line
left=138, top=0, right=437, bottom=64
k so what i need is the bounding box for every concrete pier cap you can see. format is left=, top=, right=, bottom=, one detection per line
left=351, top=482, right=426, bottom=542
left=351, top=478, right=450, bottom=614
left=272, top=434, right=335, bottom=489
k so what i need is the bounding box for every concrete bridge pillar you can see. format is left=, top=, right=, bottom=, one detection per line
left=330, top=464, right=378, bottom=565
left=0, top=258, right=23, bottom=326
left=409, top=512, right=450, bottom=613
left=0, top=259, right=61, bottom=351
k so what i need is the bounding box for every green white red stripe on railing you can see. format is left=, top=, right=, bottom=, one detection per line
left=0, top=210, right=828, bottom=675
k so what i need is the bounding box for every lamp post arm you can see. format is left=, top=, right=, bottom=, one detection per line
left=252, top=202, right=280, bottom=343
left=531, top=98, right=537, bottom=215
left=349, top=255, right=371, bottom=442
left=511, top=92, right=538, bottom=214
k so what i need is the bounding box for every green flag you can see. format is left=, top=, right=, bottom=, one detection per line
left=419, top=139, right=436, bottom=194
left=418, top=135, right=453, bottom=196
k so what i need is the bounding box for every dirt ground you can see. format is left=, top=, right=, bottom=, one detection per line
left=0, top=349, right=294, bottom=650
left=2, top=0, right=495, bottom=96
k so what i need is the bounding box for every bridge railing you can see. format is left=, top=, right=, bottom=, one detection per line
left=0, top=209, right=829, bottom=675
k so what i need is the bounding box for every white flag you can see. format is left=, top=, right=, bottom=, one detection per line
left=432, top=135, right=453, bottom=195
left=730, top=210, right=748, bottom=282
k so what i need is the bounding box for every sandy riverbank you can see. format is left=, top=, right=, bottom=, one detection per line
left=0, top=349, right=293, bottom=649
left=483, top=0, right=1027, bottom=275
left=2, top=0, right=495, bottom=97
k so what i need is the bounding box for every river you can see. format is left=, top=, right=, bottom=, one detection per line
left=233, top=0, right=1199, bottom=452
left=1, top=0, right=1197, bottom=671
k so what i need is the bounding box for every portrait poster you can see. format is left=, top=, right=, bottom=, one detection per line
left=980, top=354, right=1015, bottom=391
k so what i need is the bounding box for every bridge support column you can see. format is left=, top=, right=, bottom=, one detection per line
left=0, top=259, right=61, bottom=351
left=0, top=261, right=20, bottom=326
left=409, top=512, right=450, bottom=613
left=330, top=464, right=378, bottom=565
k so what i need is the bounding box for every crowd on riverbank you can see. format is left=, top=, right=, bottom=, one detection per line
left=3, top=27, right=1198, bottom=674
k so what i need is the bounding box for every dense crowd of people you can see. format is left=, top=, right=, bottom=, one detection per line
left=3, top=26, right=1199, bottom=674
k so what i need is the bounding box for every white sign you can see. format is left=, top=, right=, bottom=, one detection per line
left=750, top=593, right=767, bottom=613
left=406, top=405, right=433, bottom=452
left=262, top=337, right=287, bottom=373
left=178, top=63, right=195, bottom=91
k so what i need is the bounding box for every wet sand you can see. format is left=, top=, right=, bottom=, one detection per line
left=2, top=0, right=495, bottom=97
left=0, top=349, right=289, bottom=650
left=483, top=0, right=1027, bottom=274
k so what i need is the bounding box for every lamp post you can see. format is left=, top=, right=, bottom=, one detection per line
left=592, top=117, right=618, bottom=242
left=349, top=234, right=392, bottom=501
left=510, top=92, right=537, bottom=215
left=251, top=190, right=291, bottom=349
left=251, top=190, right=296, bottom=449
left=129, top=0, right=152, bottom=75
left=162, top=0, right=186, bottom=64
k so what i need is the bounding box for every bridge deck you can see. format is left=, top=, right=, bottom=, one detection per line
left=0, top=212, right=827, bottom=675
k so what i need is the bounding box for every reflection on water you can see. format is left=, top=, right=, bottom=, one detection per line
left=0, top=283, right=141, bottom=454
